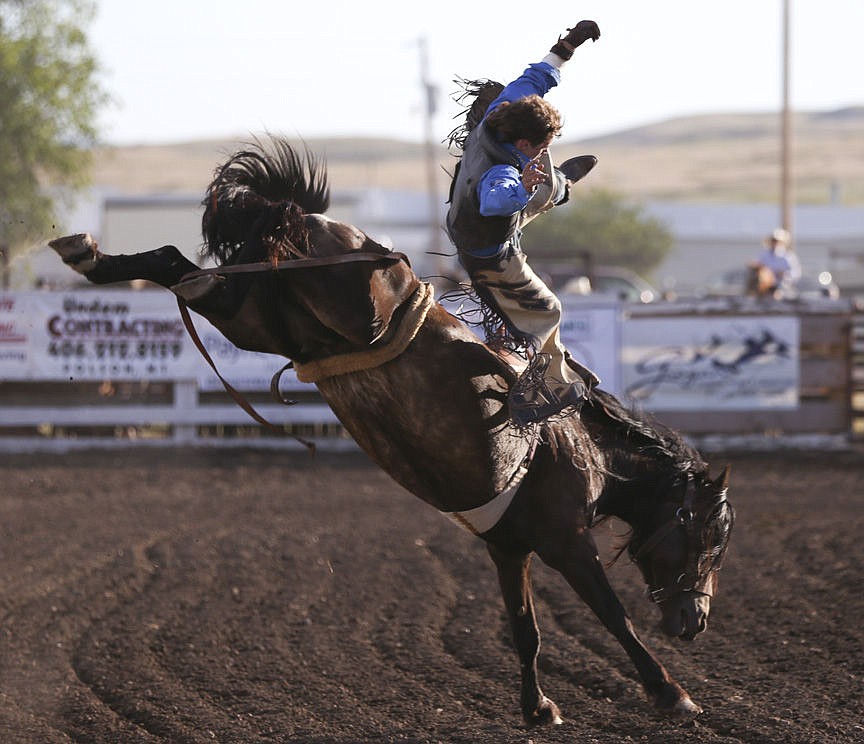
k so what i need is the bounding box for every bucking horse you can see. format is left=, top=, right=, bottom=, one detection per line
left=49, top=136, right=734, bottom=726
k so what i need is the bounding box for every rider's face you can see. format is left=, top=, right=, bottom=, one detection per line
left=514, top=134, right=554, bottom=160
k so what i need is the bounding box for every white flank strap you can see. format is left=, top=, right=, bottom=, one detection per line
left=444, top=438, right=536, bottom=535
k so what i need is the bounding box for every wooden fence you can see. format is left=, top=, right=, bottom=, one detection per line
left=626, top=299, right=860, bottom=446
left=0, top=378, right=348, bottom=452
left=850, top=307, right=864, bottom=441
left=1, top=295, right=860, bottom=452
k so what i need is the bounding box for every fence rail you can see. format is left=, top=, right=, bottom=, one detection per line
left=0, top=380, right=349, bottom=452
left=850, top=307, right=864, bottom=441
left=1, top=292, right=860, bottom=452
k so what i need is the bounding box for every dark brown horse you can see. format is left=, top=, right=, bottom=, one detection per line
left=50, top=137, right=734, bottom=726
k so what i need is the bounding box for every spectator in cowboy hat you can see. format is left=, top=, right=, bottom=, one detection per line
left=750, top=228, right=801, bottom=297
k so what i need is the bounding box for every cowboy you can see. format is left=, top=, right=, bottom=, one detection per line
left=446, top=21, right=601, bottom=426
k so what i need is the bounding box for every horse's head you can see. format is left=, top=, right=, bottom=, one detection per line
left=629, top=465, right=734, bottom=641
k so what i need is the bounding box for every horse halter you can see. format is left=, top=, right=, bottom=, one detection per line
left=630, top=477, right=729, bottom=604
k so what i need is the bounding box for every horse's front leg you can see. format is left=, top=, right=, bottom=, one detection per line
left=486, top=543, right=563, bottom=727
left=536, top=532, right=702, bottom=718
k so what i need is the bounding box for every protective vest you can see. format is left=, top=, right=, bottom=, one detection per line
left=446, top=122, right=521, bottom=256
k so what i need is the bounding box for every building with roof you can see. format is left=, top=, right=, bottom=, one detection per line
left=646, top=202, right=864, bottom=296
left=10, top=189, right=864, bottom=300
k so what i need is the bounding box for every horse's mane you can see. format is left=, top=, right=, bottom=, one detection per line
left=582, top=388, right=708, bottom=481
left=577, top=388, right=717, bottom=566
left=200, top=136, right=331, bottom=265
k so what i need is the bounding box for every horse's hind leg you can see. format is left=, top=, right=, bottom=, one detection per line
left=487, top=543, right=563, bottom=727
left=50, top=234, right=199, bottom=287
left=49, top=233, right=244, bottom=317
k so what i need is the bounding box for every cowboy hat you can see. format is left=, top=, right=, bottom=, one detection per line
left=764, top=227, right=790, bottom=246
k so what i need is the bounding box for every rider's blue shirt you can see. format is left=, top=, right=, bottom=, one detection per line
left=477, top=62, right=561, bottom=220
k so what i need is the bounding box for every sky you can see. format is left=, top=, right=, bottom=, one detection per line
left=89, top=0, right=864, bottom=146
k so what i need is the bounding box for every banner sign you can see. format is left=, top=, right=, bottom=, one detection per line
left=621, top=315, right=799, bottom=410
left=0, top=291, right=314, bottom=391
left=560, top=301, right=620, bottom=395
left=2, top=292, right=801, bottom=412
left=189, top=318, right=304, bottom=391
left=23, top=290, right=197, bottom=381
left=0, top=293, right=30, bottom=378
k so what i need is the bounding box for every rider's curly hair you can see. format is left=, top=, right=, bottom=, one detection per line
left=484, top=94, right=563, bottom=146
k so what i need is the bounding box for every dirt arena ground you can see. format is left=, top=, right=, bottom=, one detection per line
left=0, top=445, right=862, bottom=743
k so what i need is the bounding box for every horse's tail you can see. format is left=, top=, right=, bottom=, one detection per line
left=201, top=135, right=331, bottom=264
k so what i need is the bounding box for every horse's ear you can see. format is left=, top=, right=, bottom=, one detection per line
left=715, top=464, right=732, bottom=490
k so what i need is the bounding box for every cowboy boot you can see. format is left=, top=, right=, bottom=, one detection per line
left=508, top=354, right=589, bottom=427
left=564, top=351, right=601, bottom=390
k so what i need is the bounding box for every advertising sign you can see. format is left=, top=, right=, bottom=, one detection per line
left=560, top=301, right=620, bottom=395
left=0, top=293, right=30, bottom=378
left=1, top=293, right=802, bottom=412
left=190, top=317, right=305, bottom=392
left=0, top=291, right=314, bottom=392
left=3, top=291, right=197, bottom=381
left=621, top=315, right=799, bottom=410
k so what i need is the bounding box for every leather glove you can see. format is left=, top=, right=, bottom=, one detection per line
left=550, top=20, right=601, bottom=60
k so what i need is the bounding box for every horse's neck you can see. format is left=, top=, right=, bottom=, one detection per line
left=581, top=393, right=688, bottom=526
left=595, top=453, right=669, bottom=526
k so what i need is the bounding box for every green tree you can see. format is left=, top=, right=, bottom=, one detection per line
left=521, top=187, right=674, bottom=277
left=0, top=0, right=106, bottom=283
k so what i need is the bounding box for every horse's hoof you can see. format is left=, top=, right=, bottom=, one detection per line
left=524, top=696, right=563, bottom=727
left=48, top=233, right=98, bottom=273
left=652, top=683, right=702, bottom=719
left=670, top=697, right=702, bottom=719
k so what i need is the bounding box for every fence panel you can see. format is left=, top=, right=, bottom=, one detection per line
left=1, top=290, right=858, bottom=451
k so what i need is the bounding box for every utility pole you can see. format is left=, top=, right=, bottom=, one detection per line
left=418, top=38, right=444, bottom=276
left=780, top=0, right=793, bottom=237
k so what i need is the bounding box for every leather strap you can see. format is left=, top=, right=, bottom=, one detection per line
left=178, top=250, right=410, bottom=282
left=176, top=298, right=316, bottom=453
left=173, top=249, right=411, bottom=453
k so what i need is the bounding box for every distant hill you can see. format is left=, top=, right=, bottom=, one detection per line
left=92, top=107, right=864, bottom=205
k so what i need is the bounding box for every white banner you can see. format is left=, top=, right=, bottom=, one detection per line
left=1, top=293, right=802, bottom=412
left=189, top=317, right=307, bottom=392
left=0, top=291, right=314, bottom=392
left=0, top=293, right=30, bottom=378
left=621, top=315, right=799, bottom=410
left=25, top=290, right=198, bottom=381
left=560, top=301, right=620, bottom=395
